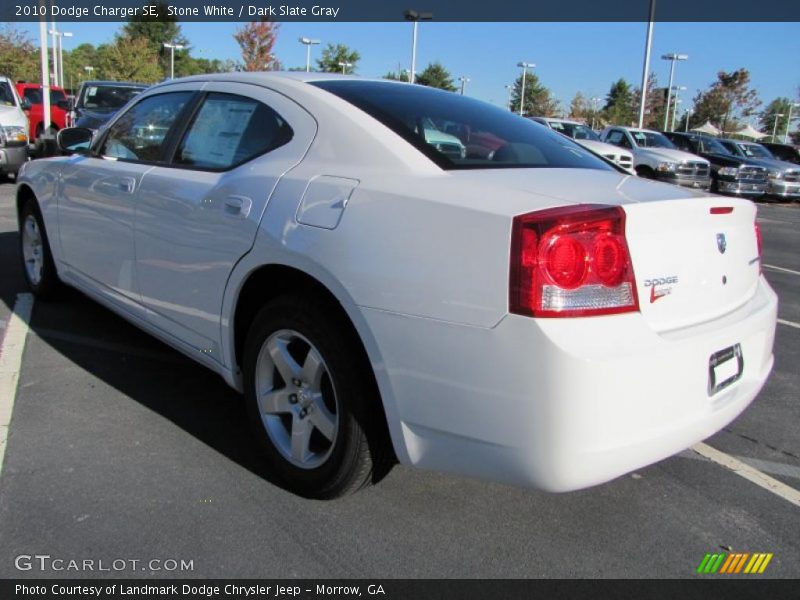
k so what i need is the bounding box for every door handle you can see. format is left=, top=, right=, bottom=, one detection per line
left=119, top=177, right=136, bottom=194
left=222, top=195, right=252, bottom=218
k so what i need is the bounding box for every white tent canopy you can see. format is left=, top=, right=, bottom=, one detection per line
left=733, top=124, right=769, bottom=140
left=690, top=121, right=721, bottom=136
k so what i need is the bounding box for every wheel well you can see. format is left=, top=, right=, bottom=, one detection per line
left=16, top=184, right=36, bottom=224
left=635, top=165, right=654, bottom=177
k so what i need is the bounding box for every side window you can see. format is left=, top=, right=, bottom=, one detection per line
left=606, top=131, right=623, bottom=146
left=100, top=92, right=192, bottom=162
left=672, top=136, right=690, bottom=152
left=173, top=93, right=293, bottom=170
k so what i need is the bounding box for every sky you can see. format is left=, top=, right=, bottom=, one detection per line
left=12, top=20, right=800, bottom=123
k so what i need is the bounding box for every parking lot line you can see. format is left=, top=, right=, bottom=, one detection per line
left=764, top=264, right=800, bottom=276
left=778, top=319, right=800, bottom=330
left=0, top=293, right=33, bottom=478
left=692, top=443, right=800, bottom=508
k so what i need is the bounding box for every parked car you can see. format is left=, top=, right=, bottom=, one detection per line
left=531, top=117, right=634, bottom=173
left=72, top=80, right=147, bottom=130
left=663, top=131, right=767, bottom=198
left=17, top=73, right=777, bottom=498
left=15, top=82, right=69, bottom=142
left=0, top=75, right=29, bottom=178
left=758, top=141, right=800, bottom=165
left=718, top=139, right=800, bottom=200
left=600, top=126, right=712, bottom=190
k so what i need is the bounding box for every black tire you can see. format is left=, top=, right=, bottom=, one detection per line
left=19, top=198, right=61, bottom=299
left=243, top=294, right=391, bottom=499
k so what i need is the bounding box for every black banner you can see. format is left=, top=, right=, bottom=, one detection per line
left=4, top=0, right=800, bottom=23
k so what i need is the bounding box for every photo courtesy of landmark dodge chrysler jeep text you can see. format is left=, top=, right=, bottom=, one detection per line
left=16, top=73, right=777, bottom=498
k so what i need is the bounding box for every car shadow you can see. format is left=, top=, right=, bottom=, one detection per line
left=0, top=229, right=288, bottom=490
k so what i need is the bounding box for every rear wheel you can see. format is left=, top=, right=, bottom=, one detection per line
left=19, top=199, right=61, bottom=299
left=243, top=295, right=390, bottom=498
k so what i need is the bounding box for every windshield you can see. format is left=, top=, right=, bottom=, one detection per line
left=312, top=80, right=614, bottom=171
left=22, top=88, right=66, bottom=105
left=738, top=143, right=774, bottom=159
left=79, top=84, right=145, bottom=110
left=630, top=130, right=676, bottom=149
left=0, top=82, right=16, bottom=107
left=548, top=121, right=601, bottom=141
left=702, top=138, right=732, bottom=155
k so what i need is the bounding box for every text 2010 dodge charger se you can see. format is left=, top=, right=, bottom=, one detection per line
left=16, top=73, right=777, bottom=498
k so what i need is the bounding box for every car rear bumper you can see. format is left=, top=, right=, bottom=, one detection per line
left=766, top=179, right=800, bottom=198
left=364, top=277, right=777, bottom=491
left=0, top=145, right=27, bottom=174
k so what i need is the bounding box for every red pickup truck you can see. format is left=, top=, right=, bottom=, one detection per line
left=15, top=82, right=70, bottom=142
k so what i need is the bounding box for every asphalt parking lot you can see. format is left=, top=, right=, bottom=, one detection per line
left=0, top=178, right=797, bottom=579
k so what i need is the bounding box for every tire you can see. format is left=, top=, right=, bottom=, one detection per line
left=19, top=198, right=61, bottom=299
left=243, top=294, right=391, bottom=499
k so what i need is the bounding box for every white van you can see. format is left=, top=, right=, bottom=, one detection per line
left=0, top=75, right=30, bottom=178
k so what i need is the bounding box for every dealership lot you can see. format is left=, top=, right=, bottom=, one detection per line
left=0, top=179, right=797, bottom=578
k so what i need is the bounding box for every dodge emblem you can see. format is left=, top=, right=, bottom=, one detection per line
left=716, top=233, right=727, bottom=254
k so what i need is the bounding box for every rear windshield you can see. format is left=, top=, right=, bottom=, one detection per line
left=79, top=84, right=145, bottom=110
left=548, top=121, right=601, bottom=141
left=22, top=88, right=66, bottom=105
left=311, top=80, right=614, bottom=172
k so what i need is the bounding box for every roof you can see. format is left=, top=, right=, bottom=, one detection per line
left=79, top=80, right=148, bottom=88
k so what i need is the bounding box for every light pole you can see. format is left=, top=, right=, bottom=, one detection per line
left=39, top=20, right=51, bottom=131
left=661, top=53, right=688, bottom=130
left=516, top=62, right=535, bottom=116
left=637, top=0, right=656, bottom=128
left=670, top=85, right=687, bottom=131
left=685, top=108, right=693, bottom=132
left=591, top=96, right=601, bottom=130
left=458, top=76, right=470, bottom=95
left=299, top=37, right=320, bottom=73
left=48, top=29, right=71, bottom=88
left=163, top=42, right=185, bottom=80
left=404, top=9, right=433, bottom=84
left=772, top=113, right=785, bottom=142
left=784, top=103, right=800, bottom=143
left=505, top=85, right=513, bottom=111
left=338, top=61, right=353, bottom=74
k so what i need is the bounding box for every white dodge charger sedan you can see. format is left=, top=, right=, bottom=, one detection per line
left=16, top=73, right=777, bottom=498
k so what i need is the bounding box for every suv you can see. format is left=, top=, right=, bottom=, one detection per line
left=600, top=126, right=711, bottom=190
left=73, top=80, right=147, bottom=130
left=15, top=82, right=70, bottom=142
left=718, top=139, right=800, bottom=200
left=758, top=141, right=800, bottom=165
left=0, top=75, right=29, bottom=178
left=530, top=117, right=634, bottom=173
left=663, top=131, right=767, bottom=198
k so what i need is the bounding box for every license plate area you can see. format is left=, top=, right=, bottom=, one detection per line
left=708, top=344, right=744, bottom=396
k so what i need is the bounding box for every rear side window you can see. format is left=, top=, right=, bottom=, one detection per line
left=173, top=93, right=293, bottom=170
left=100, top=92, right=192, bottom=162
left=0, top=82, right=16, bottom=106
left=312, top=80, right=613, bottom=172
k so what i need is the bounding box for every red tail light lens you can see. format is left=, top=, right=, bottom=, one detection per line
left=510, top=205, right=639, bottom=318
left=754, top=222, right=762, bottom=258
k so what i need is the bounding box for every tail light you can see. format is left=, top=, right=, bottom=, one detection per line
left=510, top=204, right=639, bottom=318
left=754, top=221, right=762, bottom=273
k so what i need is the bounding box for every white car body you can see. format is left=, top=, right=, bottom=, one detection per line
left=0, top=75, right=29, bottom=175
left=16, top=73, right=777, bottom=492
left=600, top=126, right=712, bottom=190
left=534, top=117, right=635, bottom=173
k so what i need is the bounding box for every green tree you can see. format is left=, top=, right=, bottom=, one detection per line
left=316, top=43, right=360, bottom=73
left=691, top=69, right=761, bottom=134
left=123, top=4, right=190, bottom=77
left=415, top=62, right=456, bottom=91
left=383, top=71, right=408, bottom=82
left=0, top=25, right=39, bottom=82
left=95, top=35, right=163, bottom=84
left=568, top=92, right=589, bottom=120
left=63, top=43, right=99, bottom=91
left=234, top=21, right=281, bottom=71
left=603, top=78, right=635, bottom=126
left=510, top=71, right=558, bottom=116
left=633, top=72, right=668, bottom=130
left=759, top=98, right=794, bottom=141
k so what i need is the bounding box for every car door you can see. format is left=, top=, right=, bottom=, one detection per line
left=133, top=82, right=316, bottom=363
left=58, top=90, right=195, bottom=310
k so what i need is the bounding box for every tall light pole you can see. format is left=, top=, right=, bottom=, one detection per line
left=39, top=18, right=51, bottom=132
left=516, top=61, right=535, bottom=116
left=784, top=103, right=800, bottom=143
left=404, top=9, right=433, bottom=84
left=591, top=96, right=601, bottom=130
left=637, top=0, right=656, bottom=128
left=458, top=76, right=470, bottom=95
left=670, top=85, right=687, bottom=131
left=505, top=85, right=513, bottom=111
left=772, top=113, right=785, bottom=142
left=49, top=30, right=72, bottom=90
left=661, top=53, right=688, bottom=130
left=299, top=37, right=320, bottom=73
left=338, top=61, right=353, bottom=74
left=163, top=42, right=184, bottom=80
left=685, top=108, right=693, bottom=132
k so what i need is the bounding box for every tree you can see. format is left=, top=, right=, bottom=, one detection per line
left=691, top=69, right=761, bottom=134
left=415, top=62, right=456, bottom=92
left=509, top=71, right=558, bottom=116
left=0, top=25, right=39, bottom=82
left=63, top=43, right=99, bottom=90
left=633, top=72, right=667, bottom=130
left=603, top=78, right=635, bottom=126
left=95, top=35, right=163, bottom=83
left=316, top=43, right=360, bottom=73
left=568, top=92, right=589, bottom=121
left=383, top=71, right=408, bottom=82
left=234, top=21, right=281, bottom=72
left=123, top=3, right=190, bottom=77
left=759, top=97, right=794, bottom=141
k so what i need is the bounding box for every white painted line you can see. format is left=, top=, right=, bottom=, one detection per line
left=0, top=293, right=34, bottom=477
left=680, top=448, right=800, bottom=481
left=692, top=443, right=800, bottom=508
left=778, top=319, right=800, bottom=330
left=764, top=264, right=800, bottom=276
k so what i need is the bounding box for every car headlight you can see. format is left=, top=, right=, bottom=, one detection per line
left=718, top=166, right=739, bottom=177
left=767, top=169, right=782, bottom=179
left=1, top=125, right=28, bottom=144
left=656, top=162, right=678, bottom=173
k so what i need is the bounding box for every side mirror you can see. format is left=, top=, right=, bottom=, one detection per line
left=56, top=99, right=70, bottom=111
left=20, top=98, right=32, bottom=111
left=57, top=127, right=93, bottom=155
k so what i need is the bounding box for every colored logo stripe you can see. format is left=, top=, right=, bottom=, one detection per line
left=698, top=552, right=773, bottom=574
